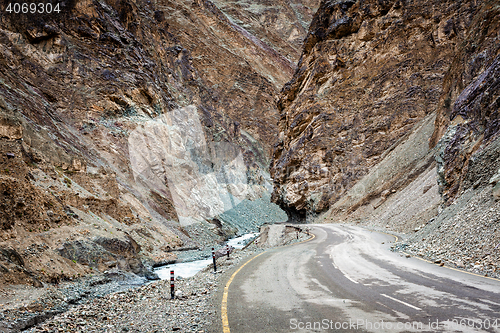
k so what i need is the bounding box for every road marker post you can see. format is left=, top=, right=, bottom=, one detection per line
left=212, top=247, right=217, bottom=273
left=170, top=270, right=174, bottom=299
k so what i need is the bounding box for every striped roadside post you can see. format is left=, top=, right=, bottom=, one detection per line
left=170, top=270, right=174, bottom=299
left=212, top=247, right=217, bottom=273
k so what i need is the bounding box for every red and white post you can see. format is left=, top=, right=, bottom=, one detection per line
left=170, top=270, right=174, bottom=299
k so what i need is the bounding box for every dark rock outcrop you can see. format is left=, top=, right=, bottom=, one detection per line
left=432, top=1, right=500, bottom=203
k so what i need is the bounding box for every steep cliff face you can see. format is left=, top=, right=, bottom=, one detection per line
left=212, top=0, right=320, bottom=63
left=0, top=0, right=314, bottom=287
left=399, top=1, right=500, bottom=275
left=270, top=0, right=481, bottom=216
left=432, top=1, right=500, bottom=203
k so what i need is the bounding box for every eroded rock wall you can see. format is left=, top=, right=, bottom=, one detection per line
left=431, top=1, right=500, bottom=203
left=0, top=0, right=314, bottom=287
left=271, top=0, right=481, bottom=215
left=397, top=1, right=500, bottom=277
left=272, top=0, right=500, bottom=277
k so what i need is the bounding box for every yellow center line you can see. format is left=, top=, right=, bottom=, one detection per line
left=221, top=230, right=316, bottom=333
left=221, top=252, right=265, bottom=332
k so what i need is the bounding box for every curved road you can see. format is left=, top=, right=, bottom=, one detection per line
left=219, top=225, right=500, bottom=333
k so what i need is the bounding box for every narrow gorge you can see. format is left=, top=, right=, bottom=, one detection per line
left=0, top=0, right=499, bottom=330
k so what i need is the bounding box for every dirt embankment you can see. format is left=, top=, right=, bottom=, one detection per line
left=271, top=0, right=476, bottom=215
left=254, top=224, right=311, bottom=248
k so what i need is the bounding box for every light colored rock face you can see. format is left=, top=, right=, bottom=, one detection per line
left=270, top=0, right=483, bottom=215
left=129, top=105, right=266, bottom=226
left=0, top=0, right=316, bottom=285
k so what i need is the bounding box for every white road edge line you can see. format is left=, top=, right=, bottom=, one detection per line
left=381, top=294, right=422, bottom=311
left=341, top=271, right=359, bottom=284
left=481, top=299, right=500, bottom=307
left=332, top=259, right=359, bottom=284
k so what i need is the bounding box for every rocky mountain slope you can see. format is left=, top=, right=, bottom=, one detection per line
left=271, top=0, right=499, bottom=276
left=212, top=0, right=320, bottom=63
left=0, top=0, right=317, bottom=290
left=271, top=0, right=480, bottom=215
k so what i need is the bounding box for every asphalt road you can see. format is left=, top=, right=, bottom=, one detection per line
left=222, top=225, right=500, bottom=333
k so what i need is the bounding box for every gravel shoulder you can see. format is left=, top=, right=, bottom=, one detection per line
left=0, top=225, right=310, bottom=333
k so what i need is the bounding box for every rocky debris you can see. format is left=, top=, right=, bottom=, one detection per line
left=0, top=247, right=43, bottom=288
left=216, top=191, right=288, bottom=237
left=390, top=186, right=500, bottom=279
left=0, top=230, right=313, bottom=332
left=19, top=247, right=267, bottom=333
left=22, top=273, right=215, bottom=333
left=255, top=224, right=311, bottom=248
left=0, top=272, right=146, bottom=333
